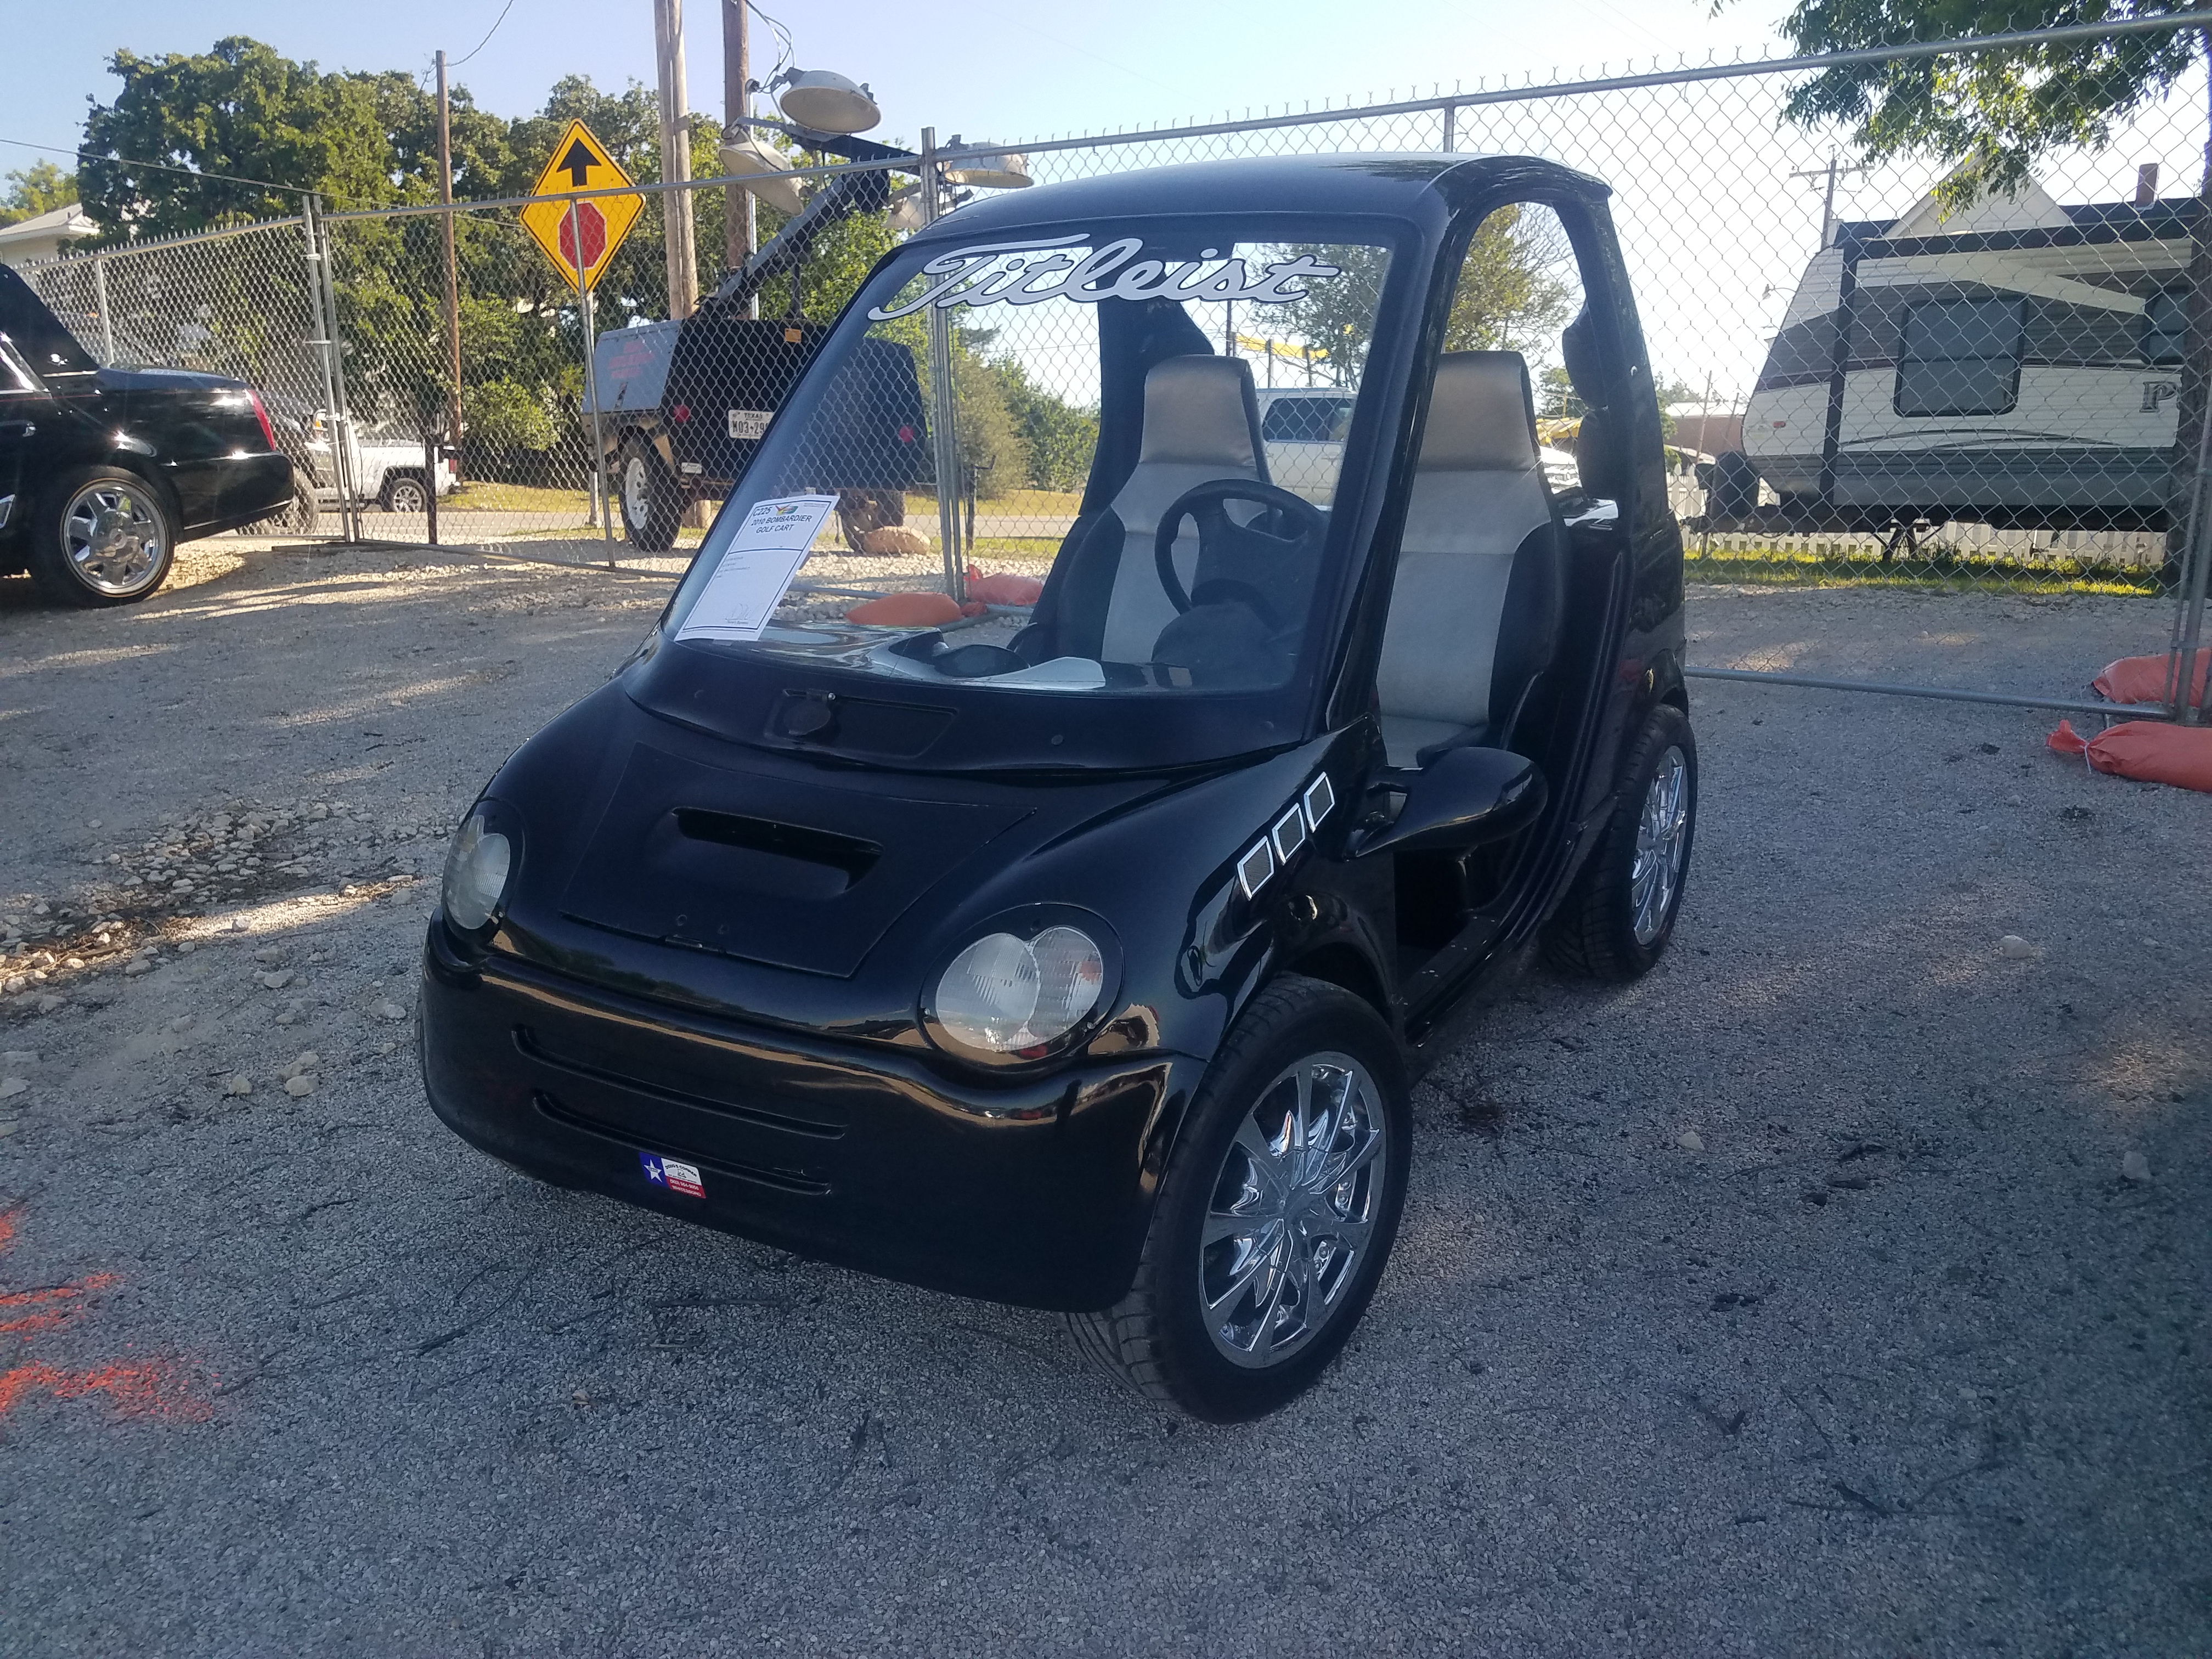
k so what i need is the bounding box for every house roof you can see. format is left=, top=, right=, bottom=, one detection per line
left=0, top=201, right=99, bottom=250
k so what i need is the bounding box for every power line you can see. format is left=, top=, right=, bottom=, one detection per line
left=449, top=0, right=518, bottom=69
left=0, top=136, right=332, bottom=200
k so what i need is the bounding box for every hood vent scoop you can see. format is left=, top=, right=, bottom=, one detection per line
left=673, top=808, right=879, bottom=895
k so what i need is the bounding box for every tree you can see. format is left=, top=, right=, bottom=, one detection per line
left=1752, top=2, right=2203, bottom=208
left=0, top=161, right=78, bottom=227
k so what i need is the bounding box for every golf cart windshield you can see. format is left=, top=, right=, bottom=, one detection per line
left=655, top=219, right=1400, bottom=768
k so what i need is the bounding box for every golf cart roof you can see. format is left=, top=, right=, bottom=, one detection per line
left=913, top=153, right=1612, bottom=247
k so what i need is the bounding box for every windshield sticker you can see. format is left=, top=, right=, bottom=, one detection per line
left=675, top=493, right=835, bottom=644
left=867, top=235, right=1344, bottom=320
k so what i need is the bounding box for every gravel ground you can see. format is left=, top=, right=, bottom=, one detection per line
left=1, top=540, right=2205, bottom=1657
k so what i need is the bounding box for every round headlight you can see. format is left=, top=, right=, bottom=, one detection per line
left=932, top=925, right=1105, bottom=1055
left=441, top=810, right=514, bottom=933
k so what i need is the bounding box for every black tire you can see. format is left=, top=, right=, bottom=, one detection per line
left=617, top=439, right=679, bottom=552
left=270, top=468, right=320, bottom=536
left=379, top=471, right=430, bottom=514
left=1709, top=450, right=1759, bottom=518
left=1543, top=702, right=1697, bottom=980
left=27, top=465, right=178, bottom=608
left=1066, top=973, right=1410, bottom=1422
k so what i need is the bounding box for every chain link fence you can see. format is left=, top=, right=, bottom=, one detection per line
left=16, top=18, right=2212, bottom=717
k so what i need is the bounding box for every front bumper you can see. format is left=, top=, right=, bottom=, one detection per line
left=419, top=924, right=1193, bottom=1311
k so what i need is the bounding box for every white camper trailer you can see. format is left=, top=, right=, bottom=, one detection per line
left=1713, top=177, right=2195, bottom=540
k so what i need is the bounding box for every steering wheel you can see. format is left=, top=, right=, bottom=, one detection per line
left=1153, top=479, right=1328, bottom=628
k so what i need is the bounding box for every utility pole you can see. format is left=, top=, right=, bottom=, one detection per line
left=436, top=50, right=464, bottom=479
left=653, top=0, right=699, bottom=321
left=1788, top=148, right=1867, bottom=250
left=723, top=0, right=752, bottom=280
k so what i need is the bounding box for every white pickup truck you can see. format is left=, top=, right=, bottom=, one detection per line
left=288, top=410, right=459, bottom=514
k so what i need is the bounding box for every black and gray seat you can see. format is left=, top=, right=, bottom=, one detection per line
left=1375, top=351, right=1564, bottom=769
left=1030, top=355, right=1269, bottom=663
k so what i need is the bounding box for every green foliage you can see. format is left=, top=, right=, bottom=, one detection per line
left=1442, top=205, right=1577, bottom=352
left=464, top=379, right=562, bottom=452
left=996, top=358, right=1099, bottom=492
left=1748, top=2, right=2204, bottom=204
left=0, top=161, right=78, bottom=227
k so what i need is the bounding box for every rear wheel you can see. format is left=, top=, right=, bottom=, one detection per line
left=1543, top=702, right=1696, bottom=980
left=380, top=471, right=430, bottom=514
left=273, top=467, right=320, bottom=535
left=29, top=467, right=177, bottom=607
left=618, top=439, right=679, bottom=551
left=1067, top=974, right=1409, bottom=1422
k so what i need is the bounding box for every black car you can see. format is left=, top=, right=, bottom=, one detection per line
left=420, top=154, right=1695, bottom=1421
left=0, top=266, right=294, bottom=606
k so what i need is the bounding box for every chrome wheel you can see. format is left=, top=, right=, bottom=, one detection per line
left=1200, top=1051, right=1389, bottom=1369
left=623, top=455, right=652, bottom=526
left=1630, top=743, right=1690, bottom=945
left=384, top=476, right=428, bottom=514
left=61, top=479, right=169, bottom=596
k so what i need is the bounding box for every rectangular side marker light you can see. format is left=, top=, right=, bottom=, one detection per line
left=1235, top=840, right=1276, bottom=899
left=1302, top=773, right=1335, bottom=830
left=1271, top=805, right=1308, bottom=862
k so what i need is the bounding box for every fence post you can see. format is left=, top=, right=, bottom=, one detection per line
left=91, top=257, right=116, bottom=364
left=303, top=196, right=359, bottom=543
left=919, top=128, right=965, bottom=602
left=2170, top=407, right=2212, bottom=725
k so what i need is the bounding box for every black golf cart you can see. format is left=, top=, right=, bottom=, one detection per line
left=420, top=154, right=1695, bottom=1421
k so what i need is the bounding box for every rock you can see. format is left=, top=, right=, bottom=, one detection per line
left=0, top=1079, right=25, bottom=1098
left=167, top=1015, right=192, bottom=1034
left=284, top=1074, right=316, bottom=1098
left=36, top=995, right=63, bottom=1013
left=2, top=1052, right=35, bottom=1065
left=860, top=524, right=931, bottom=556
left=224, top=1074, right=253, bottom=1097
left=87, top=819, right=101, bottom=829
left=372, top=999, right=408, bottom=1023
left=1996, top=935, right=2036, bottom=960
left=258, top=970, right=296, bottom=990
left=177, top=941, right=195, bottom=955
left=124, top=958, right=153, bottom=977
left=2123, top=1151, right=2152, bottom=1184
left=0, top=1121, right=19, bottom=1138
left=280, top=1052, right=320, bottom=1080
left=1677, top=1130, right=1705, bottom=1152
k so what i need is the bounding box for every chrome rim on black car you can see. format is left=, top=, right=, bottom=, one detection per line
left=61, top=479, right=168, bottom=596
left=1199, top=1051, right=1389, bottom=1368
left=1632, top=744, right=1690, bottom=946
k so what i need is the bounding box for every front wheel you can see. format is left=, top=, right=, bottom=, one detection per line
left=618, top=439, right=679, bottom=551
left=1067, top=974, right=1409, bottom=1422
left=1543, top=702, right=1697, bottom=980
left=29, top=467, right=178, bottom=607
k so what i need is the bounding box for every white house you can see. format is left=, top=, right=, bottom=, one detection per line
left=0, top=202, right=99, bottom=269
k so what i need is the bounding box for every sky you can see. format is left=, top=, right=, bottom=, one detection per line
left=9, top=2, right=2203, bottom=403
left=5, top=0, right=1796, bottom=166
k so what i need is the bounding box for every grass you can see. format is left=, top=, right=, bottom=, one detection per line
left=1685, top=543, right=2169, bottom=597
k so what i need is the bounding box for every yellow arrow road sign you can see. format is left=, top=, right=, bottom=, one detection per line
left=519, top=120, right=643, bottom=292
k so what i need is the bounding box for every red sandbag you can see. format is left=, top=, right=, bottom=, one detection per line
left=964, top=566, right=1045, bottom=606
left=2090, top=651, right=2210, bottom=710
left=2048, top=718, right=2212, bottom=792
left=845, top=591, right=963, bottom=626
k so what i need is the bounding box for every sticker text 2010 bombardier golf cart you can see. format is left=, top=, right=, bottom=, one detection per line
left=419, top=155, right=1696, bottom=1421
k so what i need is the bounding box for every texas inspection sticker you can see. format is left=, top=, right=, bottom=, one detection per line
left=640, top=1152, right=706, bottom=1198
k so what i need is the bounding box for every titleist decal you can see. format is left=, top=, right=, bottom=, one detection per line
left=867, top=234, right=1344, bottom=319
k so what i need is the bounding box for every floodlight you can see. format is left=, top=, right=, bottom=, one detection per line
left=777, top=69, right=881, bottom=136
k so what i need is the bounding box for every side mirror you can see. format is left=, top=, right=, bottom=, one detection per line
left=1350, top=747, right=1547, bottom=858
